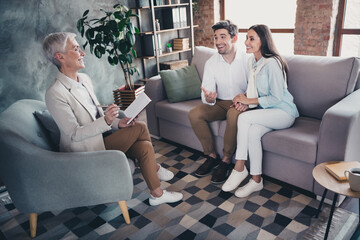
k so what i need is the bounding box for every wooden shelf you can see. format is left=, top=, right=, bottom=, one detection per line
left=141, top=48, right=192, bottom=60
left=139, top=25, right=198, bottom=35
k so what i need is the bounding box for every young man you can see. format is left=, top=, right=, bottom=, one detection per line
left=188, top=20, right=249, bottom=184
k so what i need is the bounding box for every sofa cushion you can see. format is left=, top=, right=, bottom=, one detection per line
left=285, top=56, right=359, bottom=119
left=155, top=99, right=221, bottom=136
left=262, top=117, right=320, bottom=164
left=33, top=110, right=60, bottom=151
left=159, top=65, right=202, bottom=103
left=191, top=46, right=217, bottom=80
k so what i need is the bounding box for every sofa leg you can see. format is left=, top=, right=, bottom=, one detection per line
left=118, top=200, right=130, bottom=224
left=29, top=213, right=38, bottom=238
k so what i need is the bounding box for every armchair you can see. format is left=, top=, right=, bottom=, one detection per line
left=0, top=99, right=134, bottom=238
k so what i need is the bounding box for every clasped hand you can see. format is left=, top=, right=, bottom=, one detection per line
left=104, top=104, right=135, bottom=128
left=231, top=94, right=249, bottom=111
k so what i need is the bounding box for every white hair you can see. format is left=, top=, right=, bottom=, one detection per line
left=42, top=32, right=76, bottom=69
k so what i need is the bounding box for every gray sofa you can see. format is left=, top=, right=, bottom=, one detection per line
left=0, top=99, right=134, bottom=237
left=145, top=46, right=360, bottom=197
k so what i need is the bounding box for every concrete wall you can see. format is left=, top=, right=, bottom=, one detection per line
left=0, top=0, right=142, bottom=112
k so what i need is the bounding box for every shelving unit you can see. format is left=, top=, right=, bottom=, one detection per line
left=134, top=0, right=195, bottom=77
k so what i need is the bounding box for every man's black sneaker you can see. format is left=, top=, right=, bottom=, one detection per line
left=211, top=161, right=232, bottom=184
left=194, top=155, right=220, bottom=177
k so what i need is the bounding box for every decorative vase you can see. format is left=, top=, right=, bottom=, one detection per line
left=167, top=47, right=173, bottom=53
left=113, top=84, right=145, bottom=110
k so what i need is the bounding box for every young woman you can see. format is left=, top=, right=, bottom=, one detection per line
left=222, top=24, right=299, bottom=197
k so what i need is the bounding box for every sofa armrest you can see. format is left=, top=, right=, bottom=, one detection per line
left=0, top=134, right=133, bottom=213
left=316, top=89, right=360, bottom=165
left=145, top=75, right=167, bottom=136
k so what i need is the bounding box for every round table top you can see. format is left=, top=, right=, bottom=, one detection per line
left=313, top=161, right=360, bottom=198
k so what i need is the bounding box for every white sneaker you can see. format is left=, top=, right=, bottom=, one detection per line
left=149, top=190, right=183, bottom=206
left=157, top=164, right=174, bottom=181
left=222, top=168, right=249, bottom=192
left=235, top=178, right=263, bottom=198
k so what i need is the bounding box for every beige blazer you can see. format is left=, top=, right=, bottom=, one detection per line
left=45, top=72, right=118, bottom=152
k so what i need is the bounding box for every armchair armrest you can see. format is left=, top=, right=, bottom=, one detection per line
left=316, top=89, right=360, bottom=165
left=0, top=134, right=133, bottom=213
left=145, top=75, right=167, bottom=136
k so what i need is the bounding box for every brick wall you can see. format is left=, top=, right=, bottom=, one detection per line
left=294, top=0, right=334, bottom=55
left=194, top=0, right=338, bottom=56
left=193, top=0, right=221, bottom=47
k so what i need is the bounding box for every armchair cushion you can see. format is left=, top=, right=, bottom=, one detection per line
left=33, top=110, right=60, bottom=151
left=159, top=65, right=201, bottom=103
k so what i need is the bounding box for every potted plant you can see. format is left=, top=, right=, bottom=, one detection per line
left=77, top=4, right=143, bottom=109
left=166, top=42, right=172, bottom=52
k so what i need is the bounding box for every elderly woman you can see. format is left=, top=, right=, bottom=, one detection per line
left=42, top=32, right=183, bottom=206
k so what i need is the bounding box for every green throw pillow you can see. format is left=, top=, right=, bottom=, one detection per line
left=159, top=65, right=201, bottom=103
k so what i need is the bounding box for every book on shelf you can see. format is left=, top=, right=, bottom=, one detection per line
left=179, top=7, right=187, bottom=27
left=325, top=161, right=360, bottom=181
left=161, top=8, right=180, bottom=29
left=142, top=34, right=162, bottom=56
left=173, top=38, right=189, bottom=50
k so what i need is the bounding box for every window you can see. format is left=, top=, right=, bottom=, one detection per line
left=223, top=0, right=297, bottom=55
left=335, top=0, right=360, bottom=56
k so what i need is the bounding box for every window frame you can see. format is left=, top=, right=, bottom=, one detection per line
left=334, top=0, right=360, bottom=56
left=221, top=0, right=295, bottom=34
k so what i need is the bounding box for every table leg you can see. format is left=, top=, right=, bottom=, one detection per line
left=324, top=193, right=338, bottom=240
left=316, top=188, right=328, bottom=218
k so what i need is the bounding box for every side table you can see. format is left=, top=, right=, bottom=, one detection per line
left=313, top=161, right=360, bottom=240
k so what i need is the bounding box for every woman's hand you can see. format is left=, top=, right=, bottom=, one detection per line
left=118, top=117, right=136, bottom=128
left=104, top=104, right=120, bottom=125
left=201, top=87, right=217, bottom=103
left=233, top=94, right=258, bottom=106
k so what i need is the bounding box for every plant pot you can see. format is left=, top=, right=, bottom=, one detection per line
left=167, top=47, right=172, bottom=53
left=113, top=84, right=145, bottom=110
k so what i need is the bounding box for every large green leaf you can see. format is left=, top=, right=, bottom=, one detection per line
left=82, top=9, right=89, bottom=17
left=77, top=19, right=84, bottom=36
left=85, top=29, right=94, bottom=41
left=112, top=56, right=119, bottom=65
left=114, top=11, right=124, bottom=21
left=118, top=20, right=126, bottom=31
left=83, top=41, right=88, bottom=50
left=126, top=32, right=135, bottom=46
left=109, top=20, right=118, bottom=32
left=118, top=40, right=130, bottom=55
left=108, top=56, right=113, bottom=65
left=94, top=46, right=102, bottom=58
left=125, top=9, right=132, bottom=18
left=132, top=48, right=137, bottom=59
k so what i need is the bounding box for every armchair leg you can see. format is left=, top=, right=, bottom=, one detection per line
left=29, top=213, right=38, bottom=238
left=118, top=200, right=131, bottom=224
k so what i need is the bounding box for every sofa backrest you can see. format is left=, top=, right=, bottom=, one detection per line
left=0, top=99, right=54, bottom=151
left=191, top=46, right=217, bottom=80
left=284, top=55, right=360, bottom=119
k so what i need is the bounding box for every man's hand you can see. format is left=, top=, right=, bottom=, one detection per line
left=201, top=87, right=217, bottom=103
left=230, top=102, right=249, bottom=112
left=118, top=117, right=136, bottom=128
left=104, top=104, right=120, bottom=125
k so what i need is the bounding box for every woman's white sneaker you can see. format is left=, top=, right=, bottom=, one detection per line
left=235, top=178, right=263, bottom=198
left=157, top=164, right=174, bottom=181
left=149, top=190, right=183, bottom=206
left=221, top=168, right=249, bottom=192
